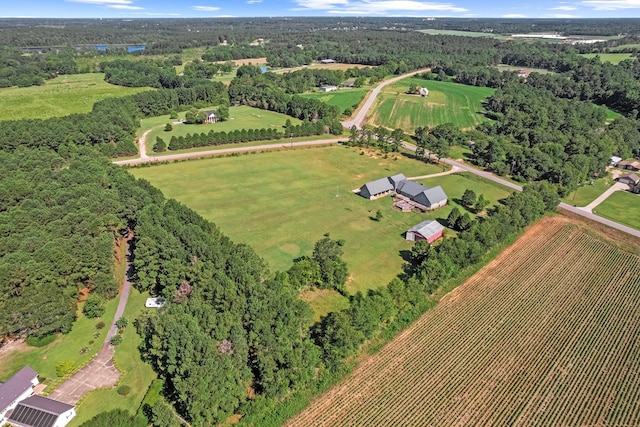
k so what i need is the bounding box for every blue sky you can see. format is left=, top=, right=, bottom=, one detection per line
left=3, top=0, right=640, bottom=18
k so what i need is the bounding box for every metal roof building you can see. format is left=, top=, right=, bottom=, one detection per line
left=8, top=395, right=75, bottom=427
left=359, top=177, right=394, bottom=200
left=406, top=220, right=445, bottom=243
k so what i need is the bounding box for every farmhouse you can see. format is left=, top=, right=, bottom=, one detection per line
left=405, top=220, right=445, bottom=243
left=319, top=85, right=338, bottom=92
left=358, top=173, right=448, bottom=210
left=204, top=110, right=218, bottom=124
left=359, top=177, right=394, bottom=199
left=7, top=396, right=76, bottom=427
left=0, top=367, right=76, bottom=427
left=0, top=366, right=38, bottom=424
left=617, top=160, right=640, bottom=171
left=617, top=173, right=640, bottom=187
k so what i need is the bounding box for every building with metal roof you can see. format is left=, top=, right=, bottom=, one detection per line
left=406, top=220, right=445, bottom=243
left=8, top=395, right=75, bottom=427
left=414, top=186, right=448, bottom=209
left=0, top=366, right=38, bottom=424
left=359, top=177, right=394, bottom=200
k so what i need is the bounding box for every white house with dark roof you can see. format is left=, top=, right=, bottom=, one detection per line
left=8, top=395, right=75, bottom=427
left=204, top=110, right=217, bottom=124
left=0, top=366, right=38, bottom=424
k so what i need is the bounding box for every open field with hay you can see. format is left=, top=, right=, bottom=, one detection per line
left=131, top=146, right=511, bottom=314
left=369, top=79, right=494, bottom=130
left=286, top=216, right=640, bottom=426
left=0, top=73, right=150, bottom=121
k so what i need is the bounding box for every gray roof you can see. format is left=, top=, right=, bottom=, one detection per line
left=361, top=177, right=394, bottom=196
left=397, top=180, right=429, bottom=198
left=388, top=173, right=407, bottom=188
left=0, top=366, right=37, bottom=412
left=620, top=173, right=640, bottom=183
left=422, top=186, right=448, bottom=205
left=611, top=156, right=622, bottom=163
left=16, top=395, right=74, bottom=415
left=8, top=395, right=74, bottom=427
left=407, top=220, right=445, bottom=238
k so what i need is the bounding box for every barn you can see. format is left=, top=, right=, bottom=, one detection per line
left=405, top=220, right=445, bottom=243
left=413, top=186, right=448, bottom=209
left=359, top=178, right=394, bottom=200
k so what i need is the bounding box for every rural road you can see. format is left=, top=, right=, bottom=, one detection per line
left=342, top=67, right=431, bottom=130
left=47, top=239, right=133, bottom=404
left=114, top=70, right=640, bottom=240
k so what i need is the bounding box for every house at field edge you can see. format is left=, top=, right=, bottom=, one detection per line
left=204, top=110, right=217, bottom=124
left=0, top=366, right=76, bottom=427
left=406, top=220, right=445, bottom=243
left=419, top=87, right=429, bottom=97
left=319, top=85, right=338, bottom=92
left=0, top=366, right=38, bottom=424
left=359, top=177, right=394, bottom=199
left=8, top=395, right=75, bottom=427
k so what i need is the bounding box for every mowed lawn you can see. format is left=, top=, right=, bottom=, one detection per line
left=593, top=191, right=640, bottom=230
left=132, top=147, right=512, bottom=314
left=146, top=106, right=302, bottom=153
left=369, top=79, right=495, bottom=131
left=0, top=73, right=150, bottom=121
left=299, top=89, right=368, bottom=113
left=580, top=53, right=635, bottom=64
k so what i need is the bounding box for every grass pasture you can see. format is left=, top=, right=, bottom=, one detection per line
left=593, top=190, right=640, bottom=231
left=299, top=89, right=368, bottom=113
left=0, top=73, right=150, bottom=121
left=145, top=106, right=303, bottom=154
left=580, top=53, right=635, bottom=64
left=131, top=147, right=511, bottom=315
left=562, top=173, right=614, bottom=207
left=369, top=79, right=494, bottom=131
left=286, top=216, right=640, bottom=426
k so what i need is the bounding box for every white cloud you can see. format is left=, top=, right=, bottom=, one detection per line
left=548, top=13, right=579, bottom=16
left=247, top=0, right=263, bottom=3
left=193, top=5, right=221, bottom=11
left=582, top=0, right=640, bottom=9
left=502, top=13, right=527, bottom=17
left=108, top=4, right=144, bottom=9
left=144, top=12, right=182, bottom=16
left=294, top=0, right=467, bottom=14
left=66, top=0, right=132, bottom=4
left=551, top=5, right=578, bottom=9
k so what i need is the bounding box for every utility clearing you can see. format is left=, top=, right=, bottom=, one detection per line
left=286, top=216, right=640, bottom=426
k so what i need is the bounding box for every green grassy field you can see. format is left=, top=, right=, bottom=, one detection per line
left=145, top=106, right=303, bottom=153
left=131, top=147, right=512, bottom=315
left=593, top=191, right=640, bottom=230
left=300, top=89, right=368, bottom=114
left=418, top=29, right=506, bottom=39
left=563, top=173, right=615, bottom=207
left=0, top=298, right=118, bottom=384
left=0, top=73, right=150, bottom=121
left=610, top=44, right=640, bottom=52
left=69, top=289, right=156, bottom=426
left=580, top=53, right=635, bottom=64
left=369, top=79, right=495, bottom=131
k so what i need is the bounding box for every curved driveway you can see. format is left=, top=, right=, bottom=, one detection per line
left=114, top=71, right=640, bottom=240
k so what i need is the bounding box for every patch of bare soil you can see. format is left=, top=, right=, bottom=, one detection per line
left=0, top=340, right=28, bottom=376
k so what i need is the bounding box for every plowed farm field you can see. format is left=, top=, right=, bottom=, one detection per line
left=286, top=216, right=640, bottom=426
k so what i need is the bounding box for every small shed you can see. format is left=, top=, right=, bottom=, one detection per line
left=406, top=220, right=445, bottom=243
left=8, top=395, right=75, bottom=427
left=342, top=80, right=355, bottom=88
left=145, top=298, right=166, bottom=308
left=359, top=178, right=394, bottom=200
left=419, top=87, right=429, bottom=97
left=319, top=85, right=338, bottom=92
left=610, top=156, right=622, bottom=166
left=320, top=59, right=336, bottom=64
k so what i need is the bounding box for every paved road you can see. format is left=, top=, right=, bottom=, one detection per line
left=48, top=239, right=133, bottom=404
left=115, top=138, right=342, bottom=166
left=342, top=68, right=431, bottom=130
left=582, top=182, right=627, bottom=212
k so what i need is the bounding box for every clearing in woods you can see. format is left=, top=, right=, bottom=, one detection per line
left=369, top=79, right=495, bottom=130
left=286, top=216, right=640, bottom=426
